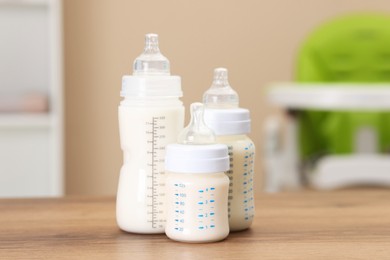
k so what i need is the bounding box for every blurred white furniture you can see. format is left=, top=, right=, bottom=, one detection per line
left=265, top=83, right=390, bottom=192
left=0, top=0, right=63, bottom=197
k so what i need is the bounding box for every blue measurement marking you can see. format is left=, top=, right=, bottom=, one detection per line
left=210, top=212, right=215, bottom=216
left=174, top=184, right=178, bottom=186
left=175, top=193, right=178, bottom=196
left=210, top=225, right=215, bottom=228
left=210, top=187, right=215, bottom=190
left=175, top=202, right=179, bottom=204
left=198, top=226, right=204, bottom=230
left=198, top=214, right=204, bottom=218
left=199, top=189, right=204, bottom=193
left=210, top=199, right=215, bottom=203
left=198, top=202, right=203, bottom=205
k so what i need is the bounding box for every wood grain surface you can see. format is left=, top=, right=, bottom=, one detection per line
left=1, top=190, right=390, bottom=259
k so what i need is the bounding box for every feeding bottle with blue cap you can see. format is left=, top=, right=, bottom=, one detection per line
left=203, top=68, right=256, bottom=231
left=116, top=34, right=184, bottom=234
left=165, top=102, right=230, bottom=243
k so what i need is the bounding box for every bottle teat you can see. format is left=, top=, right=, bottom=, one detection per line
left=203, top=68, right=239, bottom=108
left=178, top=103, right=216, bottom=145
left=133, top=33, right=170, bottom=76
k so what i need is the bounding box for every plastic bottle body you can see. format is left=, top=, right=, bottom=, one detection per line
left=165, top=171, right=229, bottom=243
left=117, top=97, right=184, bottom=233
left=217, top=135, right=255, bottom=231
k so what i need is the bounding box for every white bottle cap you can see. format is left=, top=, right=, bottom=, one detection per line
left=165, top=144, right=229, bottom=173
left=204, top=108, right=251, bottom=135
left=166, top=102, right=229, bottom=173
left=121, top=34, right=182, bottom=97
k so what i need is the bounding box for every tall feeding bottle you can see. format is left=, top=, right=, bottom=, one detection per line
left=117, top=34, right=184, bottom=233
left=203, top=68, right=255, bottom=231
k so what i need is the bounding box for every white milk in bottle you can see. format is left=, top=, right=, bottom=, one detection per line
left=203, top=68, right=255, bottom=231
left=116, top=34, right=184, bottom=234
left=165, top=103, right=230, bottom=243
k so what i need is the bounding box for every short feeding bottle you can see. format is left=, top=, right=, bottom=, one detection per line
left=116, top=34, right=184, bottom=234
left=165, top=103, right=230, bottom=243
left=203, top=68, right=255, bottom=232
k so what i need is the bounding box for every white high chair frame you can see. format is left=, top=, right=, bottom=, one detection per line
left=264, top=83, right=390, bottom=192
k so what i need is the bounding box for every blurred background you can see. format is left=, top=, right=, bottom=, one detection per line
left=1, top=0, right=390, bottom=197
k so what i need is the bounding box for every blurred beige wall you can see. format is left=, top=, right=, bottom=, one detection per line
left=63, top=0, right=390, bottom=195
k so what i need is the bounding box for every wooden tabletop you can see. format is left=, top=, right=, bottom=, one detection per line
left=1, top=190, right=390, bottom=259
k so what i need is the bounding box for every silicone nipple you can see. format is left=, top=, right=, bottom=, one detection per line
left=133, top=33, right=170, bottom=75
left=203, top=68, right=239, bottom=108
left=178, top=103, right=216, bottom=145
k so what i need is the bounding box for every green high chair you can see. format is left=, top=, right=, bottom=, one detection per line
left=265, top=13, right=390, bottom=191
